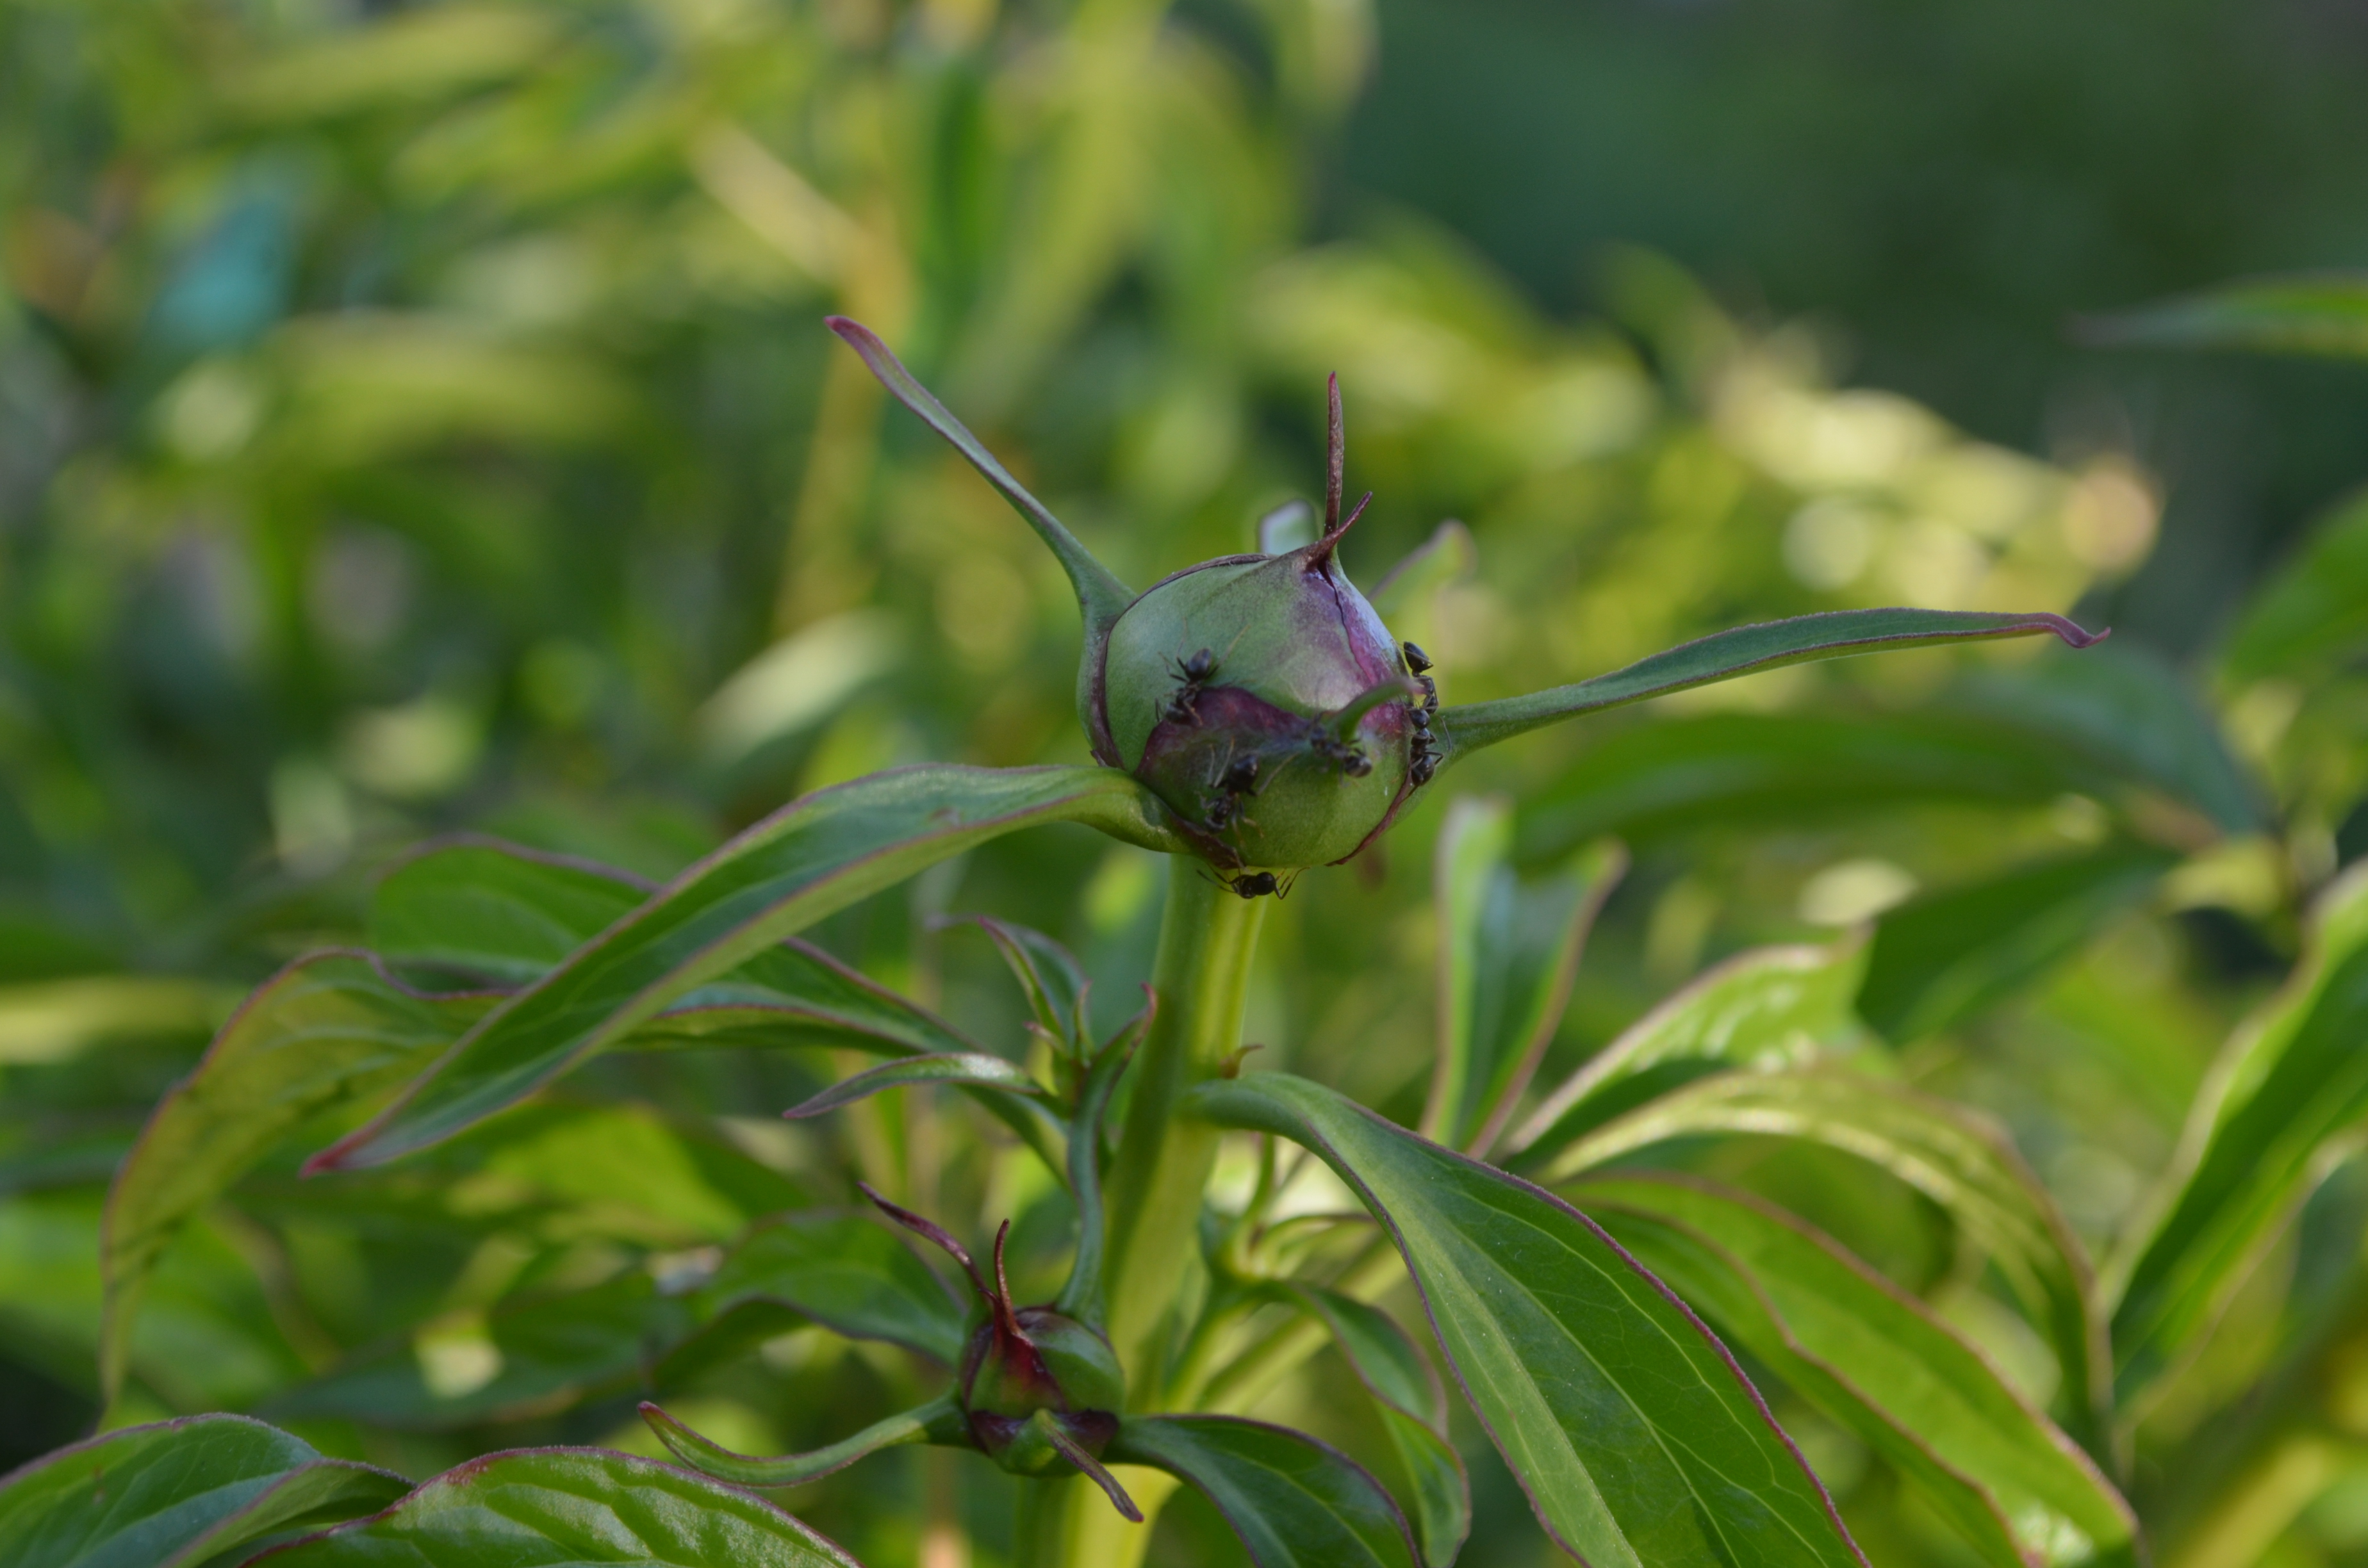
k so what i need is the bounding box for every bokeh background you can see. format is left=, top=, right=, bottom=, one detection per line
left=5, top=1, right=2367, bottom=1563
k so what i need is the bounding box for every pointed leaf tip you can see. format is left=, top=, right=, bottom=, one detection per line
left=823, top=317, right=1131, bottom=630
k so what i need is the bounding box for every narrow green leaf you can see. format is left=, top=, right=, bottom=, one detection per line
left=1542, top=1068, right=2111, bottom=1457
left=1190, top=1073, right=1866, bottom=1568
left=826, top=318, right=1133, bottom=635
left=1110, top=1415, right=1418, bottom=1568
left=2078, top=272, right=2368, bottom=359
left=2109, top=865, right=2368, bottom=1401
left=1857, top=844, right=2176, bottom=1044
left=782, top=1053, right=1046, bottom=1120
left=2221, top=488, right=2368, bottom=681
left=1056, top=990, right=1153, bottom=1321
left=0, top=1414, right=409, bottom=1568
left=1579, top=1172, right=2139, bottom=1568
left=1422, top=804, right=1624, bottom=1154
left=1435, top=609, right=2103, bottom=762
left=310, top=765, right=1180, bottom=1172
left=1263, top=1285, right=1470, bottom=1568
left=945, top=915, right=1092, bottom=1050
left=642, top=1394, right=970, bottom=1488
left=99, top=952, right=492, bottom=1402
left=263, top=1447, right=864, bottom=1566
left=1506, top=938, right=1868, bottom=1166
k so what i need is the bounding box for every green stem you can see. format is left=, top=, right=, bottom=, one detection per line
left=1100, top=868, right=1267, bottom=1400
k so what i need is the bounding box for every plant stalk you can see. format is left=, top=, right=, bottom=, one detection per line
left=1012, top=867, right=1263, bottom=1568
left=1100, top=867, right=1268, bottom=1398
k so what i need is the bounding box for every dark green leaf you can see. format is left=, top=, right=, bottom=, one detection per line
left=1055, top=990, right=1153, bottom=1321
left=782, top=1053, right=1046, bottom=1120
left=1540, top=1068, right=2111, bottom=1456
left=264, top=1446, right=863, bottom=1565
left=1190, top=1072, right=1866, bottom=1567
left=310, top=765, right=1179, bottom=1173
left=270, top=1207, right=968, bottom=1426
left=692, top=1209, right=969, bottom=1364
left=641, top=1394, right=970, bottom=1488
left=2109, top=865, right=2368, bottom=1401
left=1110, top=1415, right=1418, bottom=1568
left=268, top=1271, right=689, bottom=1428
left=100, top=953, right=493, bottom=1401
left=370, top=838, right=650, bottom=986
left=1857, top=844, right=2176, bottom=1044
left=1421, top=797, right=1622, bottom=1154
left=0, top=1414, right=409, bottom=1568
left=2078, top=272, right=2368, bottom=359
left=1516, top=710, right=2119, bottom=861
left=1436, top=609, right=2103, bottom=761
left=1580, top=1173, right=2138, bottom=1568
left=1263, top=1285, right=1470, bottom=1568
left=1507, top=937, right=1867, bottom=1166
left=2221, top=488, right=2368, bottom=681
left=1950, top=641, right=2265, bottom=837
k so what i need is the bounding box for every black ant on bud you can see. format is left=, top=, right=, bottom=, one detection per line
left=1403, top=641, right=1441, bottom=787
left=1201, top=750, right=1263, bottom=833
left=1308, top=733, right=1372, bottom=776
left=1211, top=869, right=1296, bottom=900
left=1164, top=648, right=1221, bottom=724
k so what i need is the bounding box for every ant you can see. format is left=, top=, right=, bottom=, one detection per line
left=1307, top=730, right=1372, bottom=777
left=1164, top=648, right=1221, bottom=724
left=1403, top=641, right=1441, bottom=787
left=1201, top=749, right=1263, bottom=833
left=1213, top=869, right=1297, bottom=900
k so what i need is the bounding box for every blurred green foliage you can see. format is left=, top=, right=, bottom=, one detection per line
left=4, top=1, right=2367, bottom=1565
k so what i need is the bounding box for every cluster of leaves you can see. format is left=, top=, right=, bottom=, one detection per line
left=6, top=3, right=2368, bottom=1567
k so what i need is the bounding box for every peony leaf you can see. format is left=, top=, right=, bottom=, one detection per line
left=1110, top=1414, right=1418, bottom=1568
left=1435, top=608, right=2104, bottom=762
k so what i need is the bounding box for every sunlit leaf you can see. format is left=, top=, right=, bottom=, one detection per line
left=1420, top=797, right=1622, bottom=1154
left=1541, top=1068, right=2112, bottom=1457
left=1856, top=844, right=2178, bottom=1044
left=1436, top=609, right=2104, bottom=761
left=99, top=953, right=493, bottom=1403
left=1506, top=937, right=1867, bottom=1165
left=1110, top=1414, right=1419, bottom=1568
left=0, top=977, right=239, bottom=1066
left=2080, top=272, right=2368, bottom=359
left=311, top=765, right=1180, bottom=1173
left=0, top=1414, right=409, bottom=1568
left=1190, top=1072, right=1865, bottom=1567
left=2109, top=865, right=2368, bottom=1402
left=1580, top=1172, right=2139, bottom=1568
left=264, top=1447, right=864, bottom=1565
left=2220, top=488, right=2368, bottom=682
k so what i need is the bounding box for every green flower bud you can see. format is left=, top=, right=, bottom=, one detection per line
left=1093, top=375, right=1427, bottom=873
left=860, top=1185, right=1127, bottom=1480
left=1097, top=539, right=1417, bottom=871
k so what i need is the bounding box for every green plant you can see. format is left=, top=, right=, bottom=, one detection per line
left=1, top=320, right=2130, bottom=1568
